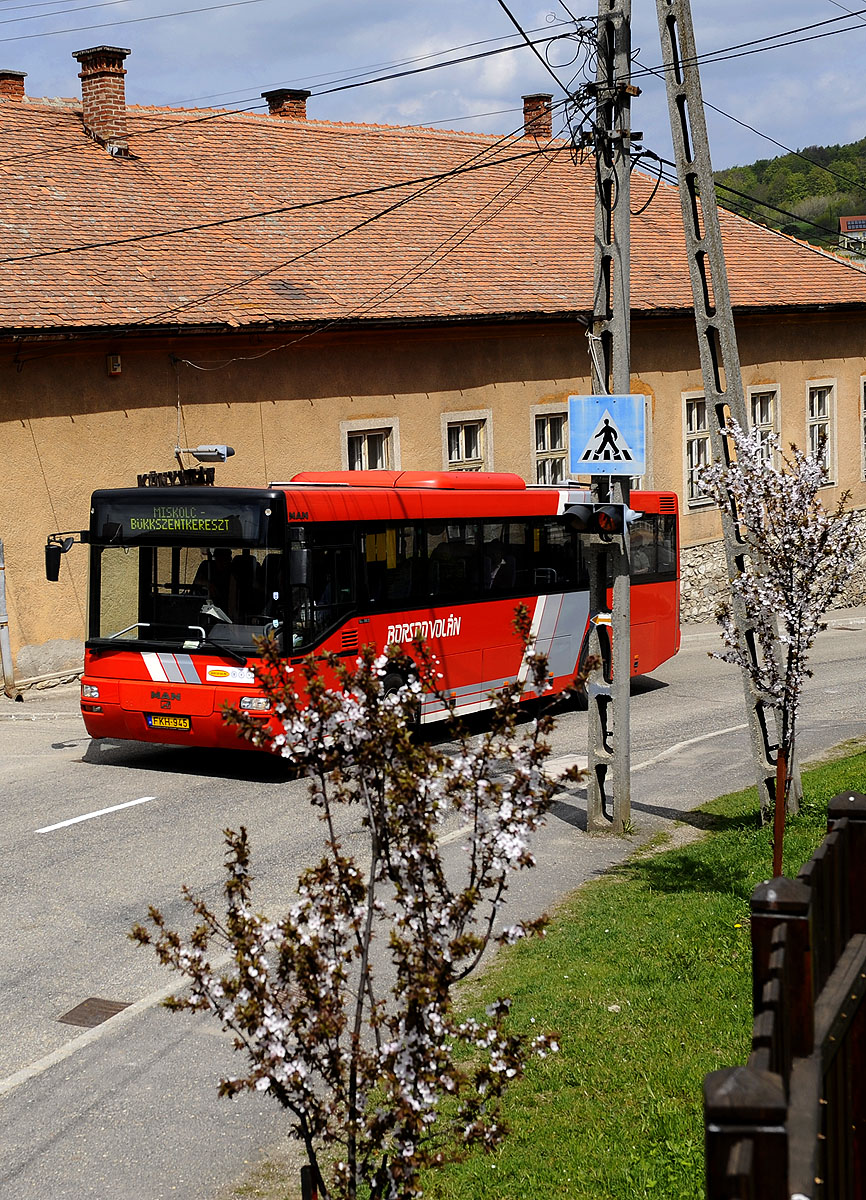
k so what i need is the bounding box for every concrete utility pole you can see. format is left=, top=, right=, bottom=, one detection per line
left=654, top=0, right=801, bottom=814
left=584, top=0, right=638, bottom=833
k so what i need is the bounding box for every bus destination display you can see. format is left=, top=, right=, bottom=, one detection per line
left=129, top=505, right=236, bottom=534
left=95, top=500, right=264, bottom=543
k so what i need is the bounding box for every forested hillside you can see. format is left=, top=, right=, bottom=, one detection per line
left=714, top=137, right=866, bottom=250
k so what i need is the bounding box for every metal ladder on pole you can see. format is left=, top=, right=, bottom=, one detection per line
left=653, top=0, right=800, bottom=813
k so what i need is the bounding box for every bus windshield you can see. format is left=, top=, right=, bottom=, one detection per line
left=89, top=491, right=287, bottom=658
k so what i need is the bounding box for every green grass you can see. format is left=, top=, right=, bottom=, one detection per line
left=422, top=748, right=866, bottom=1200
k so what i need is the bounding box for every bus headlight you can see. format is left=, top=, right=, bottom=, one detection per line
left=82, top=684, right=100, bottom=699
left=240, top=696, right=270, bottom=712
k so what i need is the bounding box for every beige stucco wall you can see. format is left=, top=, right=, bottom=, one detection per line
left=2, top=310, right=864, bottom=678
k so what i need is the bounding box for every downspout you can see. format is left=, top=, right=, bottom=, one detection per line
left=0, top=540, right=21, bottom=700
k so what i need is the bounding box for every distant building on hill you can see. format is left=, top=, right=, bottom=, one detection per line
left=839, top=216, right=866, bottom=252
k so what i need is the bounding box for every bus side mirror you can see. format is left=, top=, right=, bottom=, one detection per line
left=45, top=534, right=80, bottom=581
left=288, top=547, right=310, bottom=586
left=45, top=542, right=62, bottom=581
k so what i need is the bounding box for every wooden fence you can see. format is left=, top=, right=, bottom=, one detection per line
left=704, top=791, right=866, bottom=1199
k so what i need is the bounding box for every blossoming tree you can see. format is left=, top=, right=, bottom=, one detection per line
left=132, top=612, right=576, bottom=1199
left=698, top=421, right=863, bottom=874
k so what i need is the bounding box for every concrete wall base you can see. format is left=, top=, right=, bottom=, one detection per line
left=680, top=510, right=866, bottom=623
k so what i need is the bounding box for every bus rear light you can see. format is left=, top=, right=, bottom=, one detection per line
left=82, top=684, right=100, bottom=699
left=240, top=696, right=270, bottom=711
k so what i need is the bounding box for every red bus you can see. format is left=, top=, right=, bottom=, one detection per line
left=51, top=471, right=679, bottom=749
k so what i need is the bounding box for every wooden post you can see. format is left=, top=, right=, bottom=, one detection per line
left=300, top=1165, right=318, bottom=1200
left=704, top=1067, right=787, bottom=1200
left=828, top=792, right=866, bottom=936
left=750, top=877, right=813, bottom=1060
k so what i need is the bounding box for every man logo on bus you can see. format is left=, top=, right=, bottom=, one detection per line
left=289, top=510, right=309, bottom=521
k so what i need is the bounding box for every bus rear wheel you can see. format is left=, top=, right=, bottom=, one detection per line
left=381, top=671, right=421, bottom=725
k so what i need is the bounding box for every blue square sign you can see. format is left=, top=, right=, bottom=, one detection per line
left=568, top=394, right=646, bottom=476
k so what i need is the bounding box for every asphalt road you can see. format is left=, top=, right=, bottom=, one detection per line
left=1, top=610, right=865, bottom=1199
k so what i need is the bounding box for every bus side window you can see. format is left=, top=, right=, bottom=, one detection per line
left=291, top=525, right=356, bottom=641
left=426, top=522, right=481, bottom=600
left=630, top=516, right=657, bottom=578
left=482, top=522, right=517, bottom=594
left=657, top=516, right=677, bottom=577
left=364, top=525, right=418, bottom=605
left=529, top=519, right=581, bottom=591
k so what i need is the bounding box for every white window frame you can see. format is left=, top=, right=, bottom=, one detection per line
left=683, top=391, right=713, bottom=508
left=340, top=417, right=401, bottom=471
left=441, top=408, right=492, bottom=472
left=530, top=404, right=568, bottom=485
left=806, top=380, right=836, bottom=485
left=748, top=386, right=779, bottom=466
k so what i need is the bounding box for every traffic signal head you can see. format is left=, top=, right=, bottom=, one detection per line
left=564, top=502, right=642, bottom=537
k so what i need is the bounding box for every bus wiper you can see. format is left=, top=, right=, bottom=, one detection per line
left=205, top=639, right=248, bottom=666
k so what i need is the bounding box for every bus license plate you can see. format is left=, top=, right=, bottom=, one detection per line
left=146, top=713, right=191, bottom=731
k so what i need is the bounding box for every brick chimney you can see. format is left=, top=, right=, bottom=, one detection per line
left=0, top=70, right=26, bottom=102
left=72, top=46, right=131, bottom=154
left=262, top=88, right=311, bottom=120
left=522, top=93, right=553, bottom=140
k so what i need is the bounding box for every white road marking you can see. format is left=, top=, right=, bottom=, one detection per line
left=437, top=823, right=473, bottom=846
left=632, top=723, right=748, bottom=772
left=36, top=796, right=157, bottom=833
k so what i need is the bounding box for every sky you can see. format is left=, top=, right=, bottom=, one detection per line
left=3, top=0, right=866, bottom=171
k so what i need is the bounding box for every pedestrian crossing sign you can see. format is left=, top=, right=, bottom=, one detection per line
left=568, top=394, right=646, bottom=476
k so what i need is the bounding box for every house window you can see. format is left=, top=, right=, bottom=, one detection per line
left=807, top=384, right=834, bottom=482
left=534, top=412, right=567, bottom=484
left=341, top=419, right=400, bottom=472
left=348, top=429, right=391, bottom=470
left=446, top=419, right=485, bottom=471
left=684, top=395, right=712, bottom=504
left=750, top=389, right=778, bottom=464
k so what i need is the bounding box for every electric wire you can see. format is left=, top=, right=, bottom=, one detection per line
left=0, top=1, right=132, bottom=28
left=825, top=0, right=866, bottom=24
left=310, top=31, right=576, bottom=98
left=639, top=151, right=854, bottom=248
left=494, top=0, right=582, bottom=98
left=628, top=7, right=866, bottom=82
left=0, top=30, right=569, bottom=167
left=174, top=22, right=570, bottom=107
left=633, top=54, right=866, bottom=200
left=0, top=106, right=569, bottom=266
left=177, top=122, right=565, bottom=371
left=632, top=52, right=866, bottom=237
left=127, top=107, right=573, bottom=326
left=0, top=0, right=270, bottom=43
left=0, top=9, right=857, bottom=280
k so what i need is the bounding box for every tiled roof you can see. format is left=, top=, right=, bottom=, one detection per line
left=1, top=96, right=865, bottom=333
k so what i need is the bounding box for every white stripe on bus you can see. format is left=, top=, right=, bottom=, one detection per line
left=517, top=595, right=547, bottom=685
left=141, top=652, right=168, bottom=682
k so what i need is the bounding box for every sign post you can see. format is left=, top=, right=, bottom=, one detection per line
left=569, top=395, right=645, bottom=833
left=581, top=0, right=638, bottom=833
